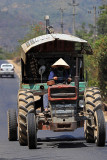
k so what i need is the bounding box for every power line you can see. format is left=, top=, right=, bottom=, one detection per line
left=59, top=8, right=66, bottom=34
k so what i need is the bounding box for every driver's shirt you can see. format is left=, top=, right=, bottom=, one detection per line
left=48, top=69, right=69, bottom=83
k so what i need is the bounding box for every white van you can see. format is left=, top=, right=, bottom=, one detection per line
left=0, top=63, right=14, bottom=78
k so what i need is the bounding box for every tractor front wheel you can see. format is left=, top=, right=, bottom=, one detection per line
left=84, top=119, right=94, bottom=143
left=94, top=109, right=106, bottom=146
left=7, top=108, right=17, bottom=141
left=27, top=113, right=37, bottom=149
left=18, top=90, right=34, bottom=146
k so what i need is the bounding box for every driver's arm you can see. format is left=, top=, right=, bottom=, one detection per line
left=48, top=71, right=55, bottom=80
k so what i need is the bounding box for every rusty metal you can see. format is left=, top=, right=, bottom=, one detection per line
left=50, top=122, right=77, bottom=131
left=38, top=121, right=77, bottom=131
left=75, top=76, right=79, bottom=98
left=48, top=84, right=77, bottom=101
left=38, top=122, right=77, bottom=131
left=76, top=56, right=78, bottom=76
left=75, top=56, right=79, bottom=107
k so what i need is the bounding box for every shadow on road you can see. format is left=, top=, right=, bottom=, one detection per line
left=37, top=141, right=87, bottom=149
left=52, top=142, right=87, bottom=148
left=38, top=134, right=85, bottom=142
left=37, top=135, right=87, bottom=149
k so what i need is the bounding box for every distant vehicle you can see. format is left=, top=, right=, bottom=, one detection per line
left=0, top=63, right=14, bottom=78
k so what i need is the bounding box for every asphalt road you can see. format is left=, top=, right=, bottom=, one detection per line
left=0, top=60, right=107, bottom=160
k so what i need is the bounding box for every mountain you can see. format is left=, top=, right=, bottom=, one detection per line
left=0, top=0, right=102, bottom=51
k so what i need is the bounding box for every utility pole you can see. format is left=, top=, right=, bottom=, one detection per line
left=93, top=6, right=97, bottom=38
left=88, top=6, right=98, bottom=38
left=59, top=8, right=65, bottom=34
left=68, top=0, right=79, bottom=35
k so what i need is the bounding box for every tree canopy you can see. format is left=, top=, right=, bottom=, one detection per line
left=94, top=35, right=107, bottom=101
left=97, top=5, right=107, bottom=35
left=76, top=4, right=107, bottom=101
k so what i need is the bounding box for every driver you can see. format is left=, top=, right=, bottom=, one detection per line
left=48, top=58, right=71, bottom=83
left=43, top=58, right=72, bottom=112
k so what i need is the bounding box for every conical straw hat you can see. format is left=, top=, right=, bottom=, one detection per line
left=51, top=58, right=70, bottom=69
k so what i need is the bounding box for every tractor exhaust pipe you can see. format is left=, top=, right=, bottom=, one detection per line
left=75, top=76, right=79, bottom=99
left=75, top=56, right=79, bottom=99
left=44, top=15, right=50, bottom=34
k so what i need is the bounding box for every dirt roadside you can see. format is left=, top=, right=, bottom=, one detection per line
left=7, top=60, right=21, bottom=78
left=7, top=59, right=107, bottom=122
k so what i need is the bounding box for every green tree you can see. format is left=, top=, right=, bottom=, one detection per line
left=0, top=47, right=12, bottom=60
left=75, top=6, right=107, bottom=101
left=94, top=35, right=107, bottom=101
left=0, top=47, right=4, bottom=54
left=76, top=23, right=94, bottom=43
left=97, top=5, right=107, bottom=35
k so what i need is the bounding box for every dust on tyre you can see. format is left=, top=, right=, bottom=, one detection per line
left=18, top=90, right=34, bottom=146
left=84, top=87, right=95, bottom=142
left=7, top=108, right=17, bottom=141
left=84, top=87, right=105, bottom=145
left=84, top=119, right=94, bottom=143
left=27, top=113, right=37, bottom=149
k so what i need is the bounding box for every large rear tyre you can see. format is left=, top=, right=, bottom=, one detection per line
left=84, top=87, right=104, bottom=144
left=7, top=109, right=17, bottom=141
left=27, top=113, right=37, bottom=149
left=94, top=109, right=106, bottom=146
left=18, top=90, right=34, bottom=146
left=84, top=87, right=95, bottom=142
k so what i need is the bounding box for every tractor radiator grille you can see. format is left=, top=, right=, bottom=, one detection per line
left=50, top=87, right=76, bottom=98
left=51, top=101, right=76, bottom=117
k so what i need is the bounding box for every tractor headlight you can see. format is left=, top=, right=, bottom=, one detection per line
left=79, top=100, right=85, bottom=108
left=40, top=85, right=44, bottom=90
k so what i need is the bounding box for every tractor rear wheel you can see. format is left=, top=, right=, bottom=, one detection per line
left=7, top=108, right=17, bottom=141
left=18, top=90, right=34, bottom=146
left=84, top=87, right=95, bottom=142
left=27, top=113, right=37, bottom=149
left=84, top=87, right=105, bottom=144
left=94, top=109, right=106, bottom=146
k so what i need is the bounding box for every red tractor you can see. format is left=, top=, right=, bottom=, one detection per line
left=7, top=33, right=106, bottom=149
